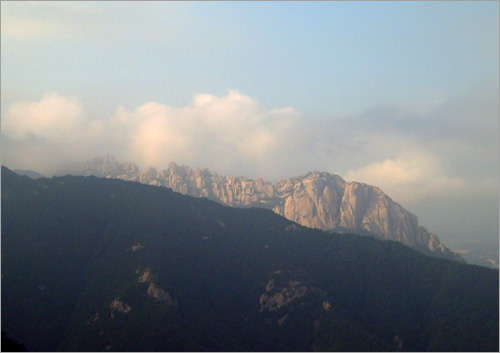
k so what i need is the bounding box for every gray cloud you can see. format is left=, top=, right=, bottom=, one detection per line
left=340, top=82, right=499, bottom=197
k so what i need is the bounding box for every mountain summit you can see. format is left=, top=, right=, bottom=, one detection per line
left=61, top=155, right=462, bottom=262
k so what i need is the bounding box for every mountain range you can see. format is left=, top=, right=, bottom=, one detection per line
left=1, top=166, right=498, bottom=351
left=60, top=155, right=462, bottom=263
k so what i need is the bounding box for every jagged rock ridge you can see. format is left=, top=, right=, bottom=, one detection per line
left=61, top=155, right=462, bottom=262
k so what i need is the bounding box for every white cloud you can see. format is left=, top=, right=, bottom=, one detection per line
left=345, top=151, right=466, bottom=204
left=1, top=91, right=311, bottom=179
left=2, top=88, right=496, bottom=211
left=1, top=93, right=105, bottom=172
left=114, top=91, right=308, bottom=178
left=2, top=93, right=85, bottom=142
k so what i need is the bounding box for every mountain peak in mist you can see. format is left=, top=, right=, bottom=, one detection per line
left=60, top=156, right=463, bottom=262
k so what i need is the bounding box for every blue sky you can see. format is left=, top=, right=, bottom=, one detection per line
left=1, top=1, right=499, bottom=252
left=2, top=1, right=497, bottom=116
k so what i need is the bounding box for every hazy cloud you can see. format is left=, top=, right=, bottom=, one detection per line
left=1, top=1, right=188, bottom=45
left=3, top=93, right=84, bottom=141
left=123, top=92, right=318, bottom=179
left=2, top=87, right=497, bottom=210
left=2, top=91, right=312, bottom=179
left=345, top=151, right=466, bottom=204
left=339, top=81, right=499, bottom=204
left=1, top=93, right=112, bottom=172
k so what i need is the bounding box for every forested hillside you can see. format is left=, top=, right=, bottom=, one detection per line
left=2, top=167, right=498, bottom=351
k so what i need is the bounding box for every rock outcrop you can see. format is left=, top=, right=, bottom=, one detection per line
left=136, top=267, right=176, bottom=307
left=260, top=280, right=308, bottom=312
left=259, top=270, right=309, bottom=312
left=109, top=298, right=131, bottom=318
left=136, top=267, right=158, bottom=283
left=147, top=283, right=173, bottom=304
left=62, top=155, right=463, bottom=262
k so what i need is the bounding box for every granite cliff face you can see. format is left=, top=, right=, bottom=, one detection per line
left=62, top=155, right=462, bottom=262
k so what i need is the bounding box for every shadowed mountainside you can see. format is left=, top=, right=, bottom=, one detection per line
left=2, top=166, right=497, bottom=351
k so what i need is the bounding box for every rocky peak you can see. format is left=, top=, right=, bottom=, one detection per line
left=64, top=155, right=140, bottom=179
left=62, top=156, right=463, bottom=262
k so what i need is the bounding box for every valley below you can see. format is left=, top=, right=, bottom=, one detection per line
left=442, top=237, right=499, bottom=269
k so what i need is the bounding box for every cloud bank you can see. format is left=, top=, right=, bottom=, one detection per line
left=2, top=91, right=311, bottom=179
left=345, top=151, right=466, bottom=203
left=2, top=88, right=497, bottom=208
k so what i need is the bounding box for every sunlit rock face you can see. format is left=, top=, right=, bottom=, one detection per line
left=63, top=156, right=462, bottom=262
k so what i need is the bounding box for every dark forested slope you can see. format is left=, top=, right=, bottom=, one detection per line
left=1, top=167, right=498, bottom=351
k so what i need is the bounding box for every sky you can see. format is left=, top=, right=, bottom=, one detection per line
left=1, top=1, right=499, bottom=250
